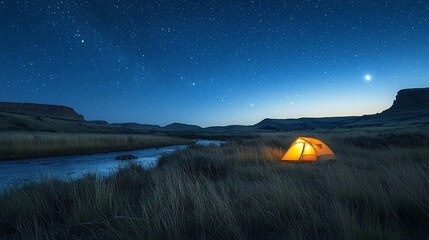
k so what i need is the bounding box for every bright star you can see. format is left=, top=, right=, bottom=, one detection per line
left=365, top=74, right=372, bottom=81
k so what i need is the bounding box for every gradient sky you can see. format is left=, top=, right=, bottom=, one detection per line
left=1, top=0, right=428, bottom=127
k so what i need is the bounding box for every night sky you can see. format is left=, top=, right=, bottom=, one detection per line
left=1, top=1, right=428, bottom=126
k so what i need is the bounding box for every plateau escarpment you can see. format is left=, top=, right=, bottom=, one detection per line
left=382, top=88, right=429, bottom=113
left=0, top=102, right=84, bottom=121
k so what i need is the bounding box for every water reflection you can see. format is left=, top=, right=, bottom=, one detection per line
left=0, top=139, right=224, bottom=189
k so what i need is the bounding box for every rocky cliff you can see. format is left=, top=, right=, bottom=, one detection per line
left=383, top=88, right=429, bottom=112
left=0, top=102, right=84, bottom=121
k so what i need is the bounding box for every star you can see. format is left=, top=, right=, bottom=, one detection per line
left=365, top=74, right=372, bottom=81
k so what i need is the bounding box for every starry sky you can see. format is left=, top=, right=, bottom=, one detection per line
left=1, top=0, right=428, bottom=127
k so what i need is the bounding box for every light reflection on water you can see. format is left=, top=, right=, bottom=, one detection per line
left=0, top=139, right=223, bottom=190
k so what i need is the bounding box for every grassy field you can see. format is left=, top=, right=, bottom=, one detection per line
left=0, top=132, right=193, bottom=160
left=0, top=129, right=429, bottom=239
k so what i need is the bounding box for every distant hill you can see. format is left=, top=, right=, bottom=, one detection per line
left=0, top=110, right=158, bottom=133
left=0, top=102, right=84, bottom=121
left=163, top=123, right=202, bottom=131
left=251, top=87, right=429, bottom=131
left=254, top=116, right=362, bottom=131
left=88, top=120, right=110, bottom=125
left=0, top=103, right=155, bottom=133
left=111, top=122, right=162, bottom=131
left=1, top=87, right=428, bottom=133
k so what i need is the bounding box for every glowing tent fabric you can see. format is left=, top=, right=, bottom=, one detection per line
left=282, top=137, right=335, bottom=161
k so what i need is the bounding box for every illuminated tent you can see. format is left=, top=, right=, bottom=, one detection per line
left=282, top=137, right=335, bottom=162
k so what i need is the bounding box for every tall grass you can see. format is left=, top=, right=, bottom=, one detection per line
left=0, top=132, right=193, bottom=160
left=0, top=130, right=428, bottom=239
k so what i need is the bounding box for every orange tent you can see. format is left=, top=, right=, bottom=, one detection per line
left=282, top=137, right=335, bottom=162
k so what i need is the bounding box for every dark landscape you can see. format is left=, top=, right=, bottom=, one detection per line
left=0, top=88, right=428, bottom=239
left=1, top=0, right=429, bottom=239
left=1, top=88, right=428, bottom=161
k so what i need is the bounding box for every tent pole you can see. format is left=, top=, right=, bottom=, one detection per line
left=299, top=143, right=306, bottom=160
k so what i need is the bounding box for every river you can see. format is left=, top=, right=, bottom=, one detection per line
left=0, top=139, right=223, bottom=190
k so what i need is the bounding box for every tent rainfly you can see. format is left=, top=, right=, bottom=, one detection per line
left=282, top=137, right=335, bottom=162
